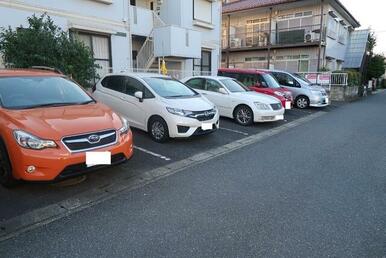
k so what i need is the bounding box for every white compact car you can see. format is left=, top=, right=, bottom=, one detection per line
left=182, top=76, right=285, bottom=126
left=93, top=73, right=219, bottom=142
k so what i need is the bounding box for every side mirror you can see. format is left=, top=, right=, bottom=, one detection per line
left=219, top=88, right=228, bottom=94
left=134, top=91, right=143, bottom=102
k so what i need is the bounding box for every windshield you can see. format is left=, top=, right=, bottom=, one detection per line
left=293, top=73, right=312, bottom=84
left=143, top=77, right=197, bottom=98
left=262, top=74, right=281, bottom=88
left=0, top=76, right=93, bottom=110
left=220, top=79, right=249, bottom=93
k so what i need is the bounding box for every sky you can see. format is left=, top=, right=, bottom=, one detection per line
left=340, top=0, right=386, bottom=54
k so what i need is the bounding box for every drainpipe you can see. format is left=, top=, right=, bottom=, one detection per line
left=317, top=0, right=324, bottom=71
left=226, top=14, right=231, bottom=68
left=267, top=7, right=273, bottom=69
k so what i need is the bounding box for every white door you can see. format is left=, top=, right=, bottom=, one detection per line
left=203, top=79, right=231, bottom=115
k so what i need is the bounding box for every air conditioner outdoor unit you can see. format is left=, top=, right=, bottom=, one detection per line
left=304, top=33, right=313, bottom=42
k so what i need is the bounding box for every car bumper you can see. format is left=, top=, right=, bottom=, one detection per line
left=166, top=113, right=220, bottom=138
left=253, top=109, right=285, bottom=122
left=11, top=130, right=134, bottom=181
left=310, top=95, right=329, bottom=107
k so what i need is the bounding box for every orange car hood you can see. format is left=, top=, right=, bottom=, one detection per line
left=3, top=103, right=122, bottom=140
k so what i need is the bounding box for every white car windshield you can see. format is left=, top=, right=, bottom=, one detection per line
left=143, top=77, right=198, bottom=98
left=220, top=79, right=249, bottom=93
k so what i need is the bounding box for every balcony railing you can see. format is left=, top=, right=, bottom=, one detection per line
left=223, top=24, right=323, bottom=49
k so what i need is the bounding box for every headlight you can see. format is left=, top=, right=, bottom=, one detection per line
left=13, top=130, right=57, bottom=150
left=166, top=107, right=194, bottom=117
left=274, top=91, right=284, bottom=97
left=119, top=117, right=130, bottom=135
left=254, top=102, right=271, bottom=110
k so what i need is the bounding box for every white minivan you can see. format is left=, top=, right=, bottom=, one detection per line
left=92, top=73, right=219, bottom=142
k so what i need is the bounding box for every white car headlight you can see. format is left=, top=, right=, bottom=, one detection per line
left=13, top=130, right=57, bottom=150
left=166, top=107, right=194, bottom=117
left=254, top=102, right=271, bottom=110
left=119, top=117, right=130, bottom=135
left=274, top=91, right=284, bottom=97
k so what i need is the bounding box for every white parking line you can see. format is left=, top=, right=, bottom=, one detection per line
left=219, top=127, right=249, bottom=136
left=134, top=146, right=171, bottom=161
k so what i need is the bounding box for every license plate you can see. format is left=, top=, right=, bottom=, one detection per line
left=325, top=98, right=329, bottom=104
left=276, top=115, right=284, bottom=120
left=285, top=101, right=291, bottom=109
left=86, top=151, right=111, bottom=167
left=201, top=123, right=213, bottom=131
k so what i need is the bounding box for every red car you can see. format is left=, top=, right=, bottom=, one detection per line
left=218, top=68, right=293, bottom=109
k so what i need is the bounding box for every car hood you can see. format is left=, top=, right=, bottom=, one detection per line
left=3, top=103, right=122, bottom=140
left=233, top=91, right=281, bottom=104
left=160, top=95, right=215, bottom=111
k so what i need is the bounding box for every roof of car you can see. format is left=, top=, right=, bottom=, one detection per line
left=0, top=69, right=63, bottom=77
left=218, top=68, right=268, bottom=74
left=105, top=72, right=170, bottom=79
left=187, top=76, right=232, bottom=80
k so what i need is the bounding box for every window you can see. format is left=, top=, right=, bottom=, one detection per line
left=0, top=77, right=93, bottom=109
left=327, top=15, right=338, bottom=39
left=194, top=50, right=212, bottom=72
left=298, top=60, right=309, bottom=72
left=220, top=79, right=248, bottom=93
left=126, top=78, right=145, bottom=97
left=185, top=78, right=205, bottom=90
left=72, top=31, right=112, bottom=77
left=272, top=72, right=299, bottom=87
left=205, top=79, right=223, bottom=93
left=101, top=76, right=126, bottom=93
left=143, top=77, right=197, bottom=98
left=130, top=0, right=136, bottom=5
left=193, top=0, right=212, bottom=24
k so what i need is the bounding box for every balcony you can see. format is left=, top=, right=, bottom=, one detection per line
left=223, top=24, right=323, bottom=51
left=129, top=5, right=154, bottom=37
left=153, top=25, right=201, bottom=59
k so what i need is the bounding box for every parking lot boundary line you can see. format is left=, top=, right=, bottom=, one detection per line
left=219, top=127, right=249, bottom=136
left=133, top=146, right=171, bottom=161
left=0, top=111, right=327, bottom=243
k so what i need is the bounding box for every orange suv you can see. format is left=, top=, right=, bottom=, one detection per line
left=0, top=69, right=134, bottom=187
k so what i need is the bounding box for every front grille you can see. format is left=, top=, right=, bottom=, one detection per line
left=270, top=103, right=282, bottom=110
left=57, top=153, right=126, bottom=180
left=187, top=109, right=216, bottom=121
left=62, top=129, right=117, bottom=152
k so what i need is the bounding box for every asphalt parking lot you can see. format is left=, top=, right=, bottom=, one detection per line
left=0, top=105, right=340, bottom=222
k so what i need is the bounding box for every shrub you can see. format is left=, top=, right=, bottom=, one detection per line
left=0, top=14, right=98, bottom=87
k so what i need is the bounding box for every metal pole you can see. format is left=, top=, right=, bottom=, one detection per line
left=267, top=7, right=273, bottom=69
left=317, top=0, right=324, bottom=71
left=226, top=14, right=231, bottom=68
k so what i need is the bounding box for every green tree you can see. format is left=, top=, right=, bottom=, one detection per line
left=367, top=54, right=385, bottom=79
left=0, top=13, right=98, bottom=87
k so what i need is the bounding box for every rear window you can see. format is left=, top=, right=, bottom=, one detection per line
left=0, top=76, right=93, bottom=109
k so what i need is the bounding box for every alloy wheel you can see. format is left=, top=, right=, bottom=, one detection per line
left=236, top=107, right=252, bottom=125
left=151, top=121, right=165, bottom=140
left=297, top=97, right=309, bottom=109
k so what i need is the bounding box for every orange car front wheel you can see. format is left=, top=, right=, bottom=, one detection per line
left=0, top=140, right=18, bottom=188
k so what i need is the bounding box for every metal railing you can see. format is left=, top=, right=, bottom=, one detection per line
left=223, top=24, right=323, bottom=49
left=136, top=11, right=166, bottom=70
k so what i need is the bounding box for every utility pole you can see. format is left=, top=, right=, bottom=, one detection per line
left=267, top=7, right=273, bottom=69
left=317, top=0, right=324, bottom=71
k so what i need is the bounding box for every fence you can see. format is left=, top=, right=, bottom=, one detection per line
left=296, top=72, right=348, bottom=91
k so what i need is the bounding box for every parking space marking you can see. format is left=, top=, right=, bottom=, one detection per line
left=134, top=146, right=171, bottom=161
left=219, top=127, right=249, bottom=136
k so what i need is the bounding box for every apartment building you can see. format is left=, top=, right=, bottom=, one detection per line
left=0, top=0, right=131, bottom=75
left=221, top=0, right=361, bottom=72
left=130, top=0, right=222, bottom=78
left=0, top=0, right=221, bottom=78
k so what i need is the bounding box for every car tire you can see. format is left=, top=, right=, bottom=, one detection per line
left=234, top=105, right=254, bottom=126
left=0, top=140, right=18, bottom=188
left=295, top=96, right=310, bottom=109
left=148, top=117, right=170, bottom=143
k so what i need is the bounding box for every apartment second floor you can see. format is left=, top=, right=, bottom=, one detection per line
left=130, top=0, right=221, bottom=60
left=222, top=0, right=360, bottom=54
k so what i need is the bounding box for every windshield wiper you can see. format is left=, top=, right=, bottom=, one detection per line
left=23, top=102, right=84, bottom=109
